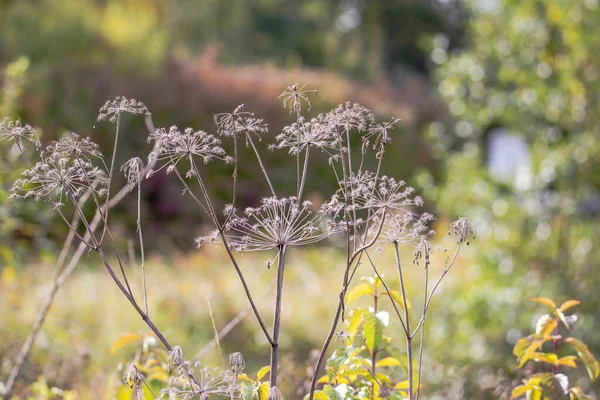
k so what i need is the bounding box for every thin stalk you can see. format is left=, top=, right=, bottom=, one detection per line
left=270, top=245, right=287, bottom=388
left=5, top=118, right=162, bottom=395
left=394, top=243, right=413, bottom=400
left=100, top=112, right=121, bottom=244
left=308, top=216, right=386, bottom=399
left=247, top=135, right=276, bottom=197
left=137, top=181, right=148, bottom=315
left=414, top=260, right=429, bottom=400
left=297, top=145, right=310, bottom=201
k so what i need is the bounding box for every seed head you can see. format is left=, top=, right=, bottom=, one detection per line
left=268, top=386, right=284, bottom=400
left=0, top=118, right=37, bottom=144
left=270, top=115, right=339, bottom=155
left=449, top=217, right=474, bottom=245
left=168, top=346, right=185, bottom=374
left=279, top=83, right=317, bottom=114
left=228, top=352, right=245, bottom=375
left=11, top=156, right=108, bottom=206
left=121, top=157, right=145, bottom=190
left=148, top=126, right=233, bottom=176
left=97, top=97, right=150, bottom=123
left=213, top=104, right=254, bottom=137
left=197, top=197, right=336, bottom=255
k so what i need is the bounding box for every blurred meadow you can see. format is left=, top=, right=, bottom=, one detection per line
left=1, top=0, right=600, bottom=399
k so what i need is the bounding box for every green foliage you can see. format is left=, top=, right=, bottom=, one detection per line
left=511, top=298, right=598, bottom=399
left=422, top=0, right=600, bottom=394
left=315, top=275, right=413, bottom=400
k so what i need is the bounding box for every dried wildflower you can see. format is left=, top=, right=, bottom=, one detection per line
left=279, top=83, right=317, bottom=114
left=0, top=118, right=37, bottom=144
left=213, top=104, right=253, bottom=137
left=43, top=132, right=103, bottom=161
left=196, top=197, right=336, bottom=258
left=378, top=212, right=435, bottom=249
left=161, top=363, right=238, bottom=399
left=325, top=102, right=374, bottom=133
left=449, top=217, right=474, bottom=245
left=350, top=172, right=423, bottom=213
left=123, top=363, right=142, bottom=389
left=270, top=115, right=339, bottom=155
left=228, top=352, right=245, bottom=375
left=11, top=156, right=107, bottom=205
left=268, top=386, right=284, bottom=400
left=235, top=116, right=269, bottom=142
left=121, top=157, right=145, bottom=190
left=363, top=117, right=400, bottom=150
left=148, top=126, right=233, bottom=175
left=97, top=97, right=150, bottom=123
left=168, top=346, right=184, bottom=374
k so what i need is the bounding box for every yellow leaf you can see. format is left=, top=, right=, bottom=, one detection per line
left=376, top=357, right=402, bottom=368
left=558, top=356, right=579, bottom=368
left=316, top=375, right=329, bottom=384
left=511, top=385, right=531, bottom=398
left=257, top=365, right=271, bottom=381
left=1, top=266, right=15, bottom=284
left=395, top=380, right=409, bottom=390
left=312, top=390, right=330, bottom=400
left=237, top=373, right=253, bottom=382
left=346, top=283, right=374, bottom=304
left=258, top=382, right=270, bottom=400
left=560, top=300, right=581, bottom=312
left=110, top=333, right=141, bottom=355
left=531, top=297, right=557, bottom=312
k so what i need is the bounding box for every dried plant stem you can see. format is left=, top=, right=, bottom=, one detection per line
left=269, top=245, right=287, bottom=388
left=67, top=189, right=171, bottom=350
left=247, top=135, right=276, bottom=197
left=137, top=181, right=148, bottom=315
left=308, top=216, right=386, bottom=399
left=297, top=146, right=310, bottom=201
left=4, top=116, right=161, bottom=395
left=394, top=243, right=413, bottom=400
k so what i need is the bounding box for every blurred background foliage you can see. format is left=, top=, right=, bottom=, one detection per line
left=1, top=0, right=599, bottom=398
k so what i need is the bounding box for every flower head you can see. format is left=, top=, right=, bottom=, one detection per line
left=325, top=102, right=374, bottom=133
left=161, top=363, right=238, bottom=399
left=270, top=115, right=339, bottom=155
left=11, top=156, right=107, bottom=205
left=363, top=117, right=400, bottom=151
left=43, top=132, right=103, bottom=161
left=148, top=126, right=232, bottom=175
left=196, top=197, right=337, bottom=264
left=121, top=157, right=145, bottom=190
left=213, top=104, right=254, bottom=137
left=279, top=83, right=317, bottom=114
left=0, top=118, right=37, bottom=144
left=379, top=212, right=435, bottom=248
left=449, top=217, right=474, bottom=245
left=97, top=97, right=150, bottom=123
left=228, top=352, right=245, bottom=375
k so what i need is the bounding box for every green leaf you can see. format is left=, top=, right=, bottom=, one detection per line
left=363, top=313, right=383, bottom=354
left=240, top=382, right=256, bottom=400
left=376, top=357, right=402, bottom=368
left=531, top=297, right=558, bottom=313
left=323, top=384, right=342, bottom=400
left=347, top=309, right=366, bottom=338
left=256, top=365, right=271, bottom=381
left=563, top=337, right=600, bottom=381
left=346, top=283, right=374, bottom=304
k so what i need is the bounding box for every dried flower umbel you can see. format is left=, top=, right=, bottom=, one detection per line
left=97, top=96, right=150, bottom=123
left=0, top=118, right=37, bottom=144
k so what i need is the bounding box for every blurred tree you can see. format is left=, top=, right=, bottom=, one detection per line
left=422, top=0, right=600, bottom=396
